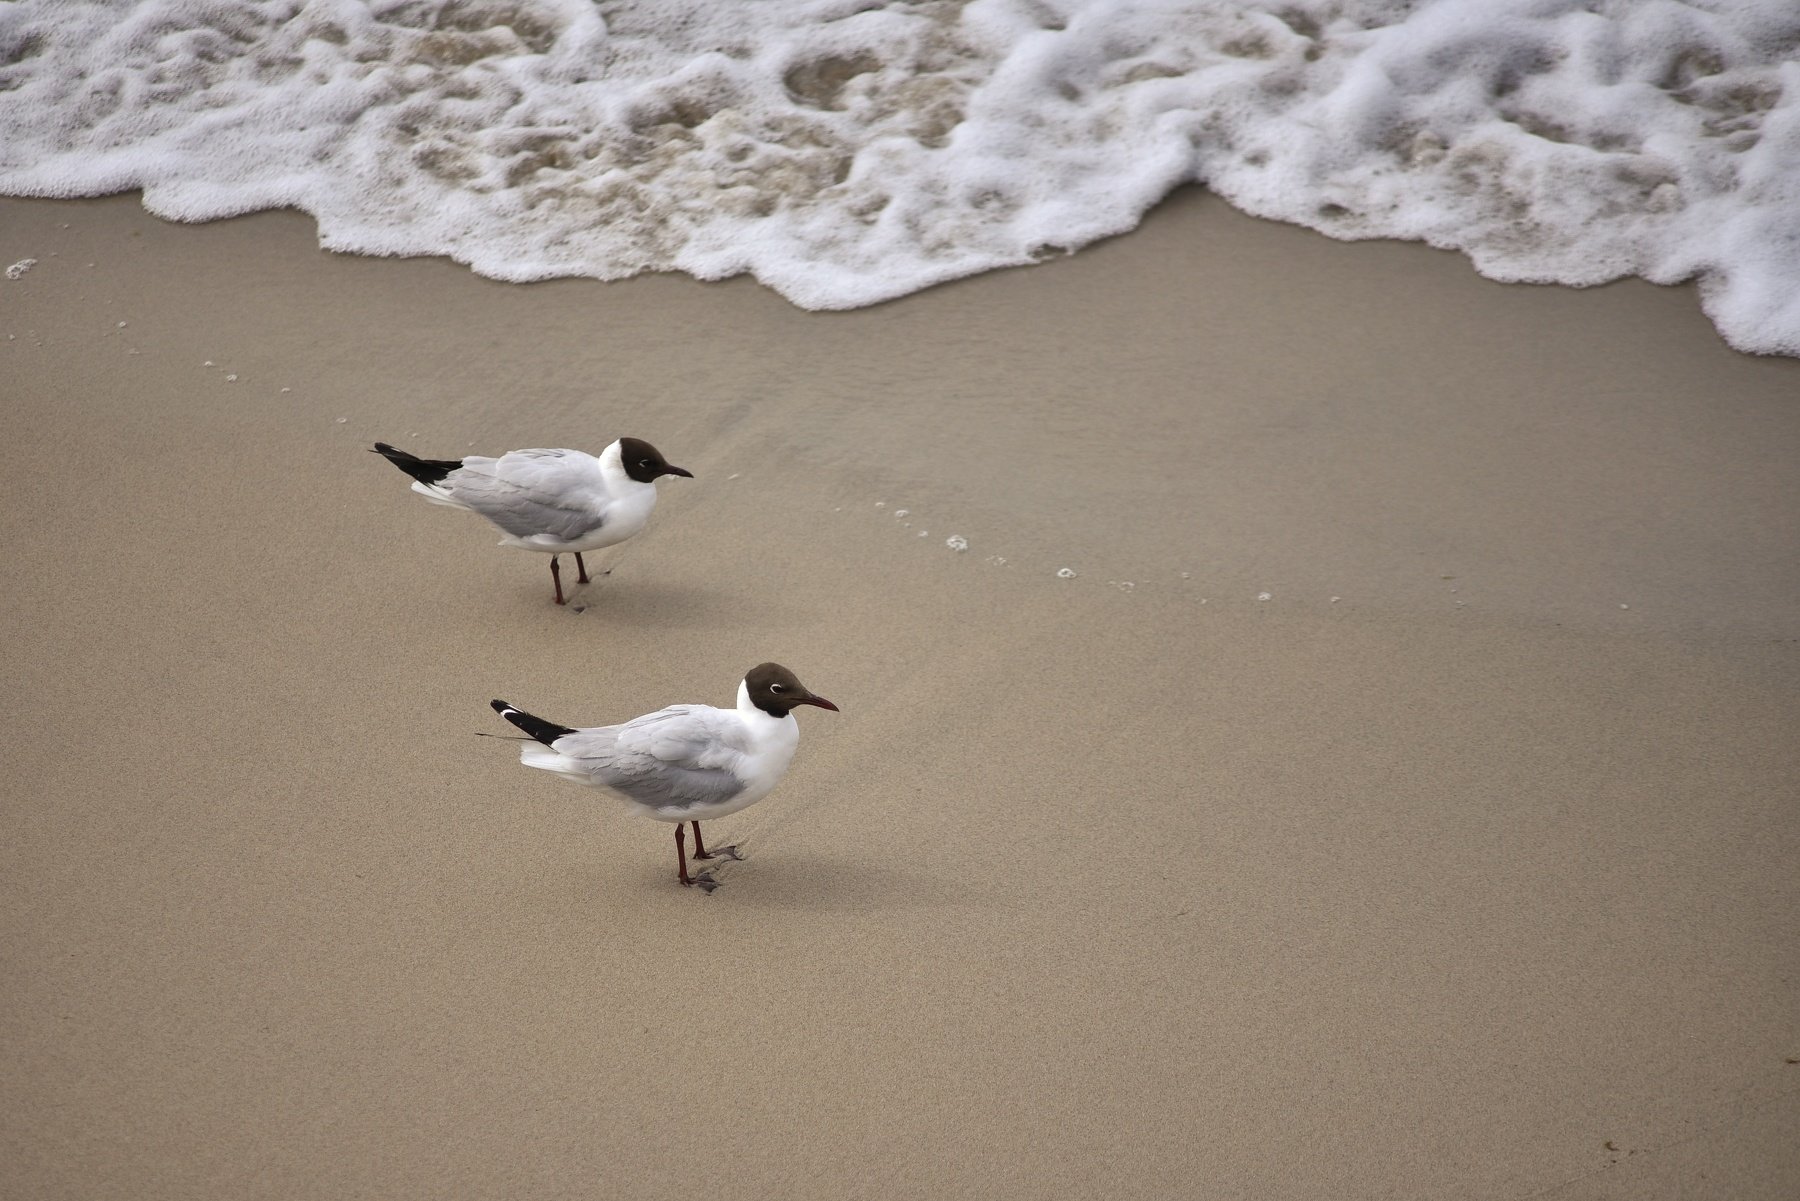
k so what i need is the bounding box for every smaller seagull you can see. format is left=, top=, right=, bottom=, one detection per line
left=371, top=438, right=692, bottom=604
left=490, top=664, right=839, bottom=891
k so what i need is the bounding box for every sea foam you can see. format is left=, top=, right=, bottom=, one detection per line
left=2, top=1, right=1796, bottom=354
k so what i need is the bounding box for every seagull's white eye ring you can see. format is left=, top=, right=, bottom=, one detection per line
left=639, top=459, right=656, bottom=469
left=770, top=684, right=785, bottom=692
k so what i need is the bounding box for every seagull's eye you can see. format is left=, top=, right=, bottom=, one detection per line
left=639, top=459, right=655, bottom=468
left=770, top=684, right=785, bottom=692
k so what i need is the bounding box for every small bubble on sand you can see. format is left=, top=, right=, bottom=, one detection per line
left=833, top=507, right=842, bottom=512
left=727, top=473, right=740, bottom=480
left=918, top=530, right=928, bottom=537
left=225, top=374, right=238, bottom=382
left=1199, top=598, right=1208, bottom=604
left=116, top=321, right=126, bottom=328
left=1056, top=567, right=1077, bottom=579
left=1114, top=581, right=1135, bottom=592
left=1179, top=571, right=1191, bottom=580
left=203, top=360, right=214, bottom=367
left=1330, top=596, right=1341, bottom=603
left=281, top=387, right=291, bottom=393
left=894, top=509, right=909, bottom=518
left=58, top=223, right=69, bottom=229
left=1257, top=591, right=1272, bottom=601
left=1619, top=603, right=1630, bottom=610
left=946, top=535, right=968, bottom=552
left=875, top=501, right=885, bottom=508
left=335, top=417, right=347, bottom=424
left=1455, top=600, right=1466, bottom=607
left=986, top=555, right=1008, bottom=566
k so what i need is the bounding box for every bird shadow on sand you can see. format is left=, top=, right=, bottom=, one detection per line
left=677, top=849, right=980, bottom=913
left=533, top=850, right=973, bottom=916
left=558, top=578, right=799, bottom=630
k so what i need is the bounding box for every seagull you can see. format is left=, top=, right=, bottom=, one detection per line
left=371, top=438, right=692, bottom=604
left=490, top=664, right=839, bottom=891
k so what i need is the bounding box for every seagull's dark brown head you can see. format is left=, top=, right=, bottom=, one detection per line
left=618, top=437, right=693, bottom=483
left=745, top=663, right=838, bottom=719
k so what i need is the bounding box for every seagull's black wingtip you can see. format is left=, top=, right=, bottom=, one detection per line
left=371, top=441, right=462, bottom=486
left=490, top=699, right=578, bottom=745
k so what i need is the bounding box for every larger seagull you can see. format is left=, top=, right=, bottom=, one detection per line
left=371, top=438, right=692, bottom=604
left=491, top=664, right=838, bottom=891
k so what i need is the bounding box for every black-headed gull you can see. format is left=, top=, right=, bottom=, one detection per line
left=372, top=438, right=692, bottom=604
left=491, top=664, right=838, bottom=890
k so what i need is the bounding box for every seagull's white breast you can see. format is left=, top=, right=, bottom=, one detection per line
left=728, top=707, right=801, bottom=807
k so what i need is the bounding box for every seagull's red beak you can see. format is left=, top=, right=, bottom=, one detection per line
left=799, top=694, right=839, bottom=712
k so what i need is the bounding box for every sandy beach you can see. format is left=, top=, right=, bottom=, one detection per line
left=3, top=190, right=1797, bottom=1198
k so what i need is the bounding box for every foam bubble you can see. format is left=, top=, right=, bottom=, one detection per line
left=2, top=1, right=1795, bottom=352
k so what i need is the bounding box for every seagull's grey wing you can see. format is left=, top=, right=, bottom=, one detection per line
left=444, top=449, right=607, bottom=541
left=555, top=706, right=749, bottom=810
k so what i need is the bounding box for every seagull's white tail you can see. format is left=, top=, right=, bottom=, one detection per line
left=519, top=744, right=592, bottom=783
left=409, top=480, right=468, bottom=510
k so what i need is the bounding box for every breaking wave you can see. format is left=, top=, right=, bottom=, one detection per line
left=2, top=1, right=1796, bottom=353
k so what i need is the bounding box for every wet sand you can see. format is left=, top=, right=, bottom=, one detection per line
left=3, top=191, right=1797, bottom=1199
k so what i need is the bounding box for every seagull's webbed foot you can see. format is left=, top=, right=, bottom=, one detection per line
left=688, top=821, right=745, bottom=863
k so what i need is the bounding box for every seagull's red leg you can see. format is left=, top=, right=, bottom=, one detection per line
left=550, top=555, right=566, bottom=605
left=676, top=823, right=693, bottom=886
left=575, top=551, right=591, bottom=584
